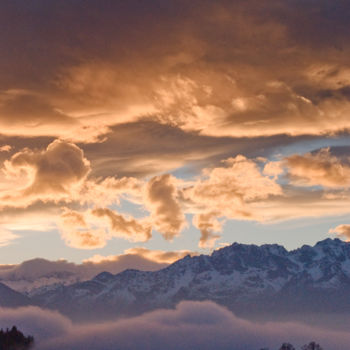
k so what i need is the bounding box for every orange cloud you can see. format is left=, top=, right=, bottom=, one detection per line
left=86, top=247, right=194, bottom=266
left=186, top=156, right=282, bottom=205
left=145, top=174, right=186, bottom=240
left=0, top=1, right=350, bottom=142
left=59, top=206, right=154, bottom=249
left=0, top=145, right=11, bottom=152
left=92, top=208, right=152, bottom=243
left=81, top=176, right=144, bottom=207
left=124, top=247, right=194, bottom=264
left=285, top=148, right=350, bottom=188
left=192, top=212, right=223, bottom=248
left=329, top=224, right=350, bottom=241
left=60, top=209, right=108, bottom=250
left=3, top=145, right=350, bottom=251
left=1, top=140, right=90, bottom=207
left=182, top=155, right=282, bottom=246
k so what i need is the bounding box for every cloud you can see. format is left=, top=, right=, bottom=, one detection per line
left=0, top=1, right=350, bottom=141
left=82, top=252, right=168, bottom=269
left=0, top=145, right=11, bottom=152
left=3, top=146, right=350, bottom=250
left=59, top=205, right=152, bottom=249
left=60, top=151, right=350, bottom=249
left=183, top=155, right=282, bottom=245
left=0, top=140, right=151, bottom=248
left=82, top=121, right=250, bottom=179
left=263, top=160, right=284, bottom=178
left=59, top=208, right=108, bottom=249
left=91, top=208, right=152, bottom=243
left=329, top=224, right=350, bottom=241
left=0, top=302, right=349, bottom=350
left=123, top=247, right=195, bottom=264
left=185, top=156, right=282, bottom=207
left=285, top=148, right=350, bottom=188
left=0, top=306, right=71, bottom=342
left=0, top=228, right=18, bottom=247
left=192, top=212, right=223, bottom=248
left=1, top=0, right=350, bottom=253
left=75, top=176, right=144, bottom=208
left=145, top=174, right=186, bottom=240
left=1, top=139, right=90, bottom=207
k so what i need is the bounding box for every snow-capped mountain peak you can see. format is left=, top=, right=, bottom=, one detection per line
left=28, top=238, right=350, bottom=321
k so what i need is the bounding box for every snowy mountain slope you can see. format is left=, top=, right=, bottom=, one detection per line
left=31, top=238, right=350, bottom=321
left=0, top=282, right=32, bottom=307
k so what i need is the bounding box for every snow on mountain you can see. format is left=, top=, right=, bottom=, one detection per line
left=29, top=238, right=350, bottom=321
left=0, top=282, right=31, bottom=307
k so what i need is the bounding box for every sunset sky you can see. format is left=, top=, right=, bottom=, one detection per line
left=1, top=0, right=350, bottom=264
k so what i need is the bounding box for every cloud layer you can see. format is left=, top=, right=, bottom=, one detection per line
left=1, top=141, right=350, bottom=249
left=0, top=247, right=189, bottom=293
left=0, top=1, right=350, bottom=141
left=0, top=0, right=350, bottom=254
left=0, top=302, right=349, bottom=350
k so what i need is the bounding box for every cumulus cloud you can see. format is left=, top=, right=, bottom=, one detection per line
left=263, top=160, right=284, bottom=178
left=0, top=302, right=349, bottom=350
left=145, top=174, right=186, bottom=240
left=4, top=144, right=350, bottom=250
left=1, top=139, right=90, bottom=207
left=0, top=140, right=153, bottom=249
left=183, top=156, right=282, bottom=245
left=59, top=205, right=153, bottom=249
left=79, top=176, right=144, bottom=207
left=60, top=208, right=108, bottom=249
left=329, top=224, right=350, bottom=241
left=285, top=148, right=350, bottom=188
left=185, top=156, right=282, bottom=206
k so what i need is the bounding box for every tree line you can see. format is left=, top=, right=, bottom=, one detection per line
left=260, top=342, right=323, bottom=350
left=0, top=326, right=34, bottom=350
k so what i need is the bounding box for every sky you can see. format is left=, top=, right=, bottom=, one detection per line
left=1, top=0, right=350, bottom=265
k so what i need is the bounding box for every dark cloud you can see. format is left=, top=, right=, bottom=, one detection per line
left=81, top=121, right=319, bottom=178
left=0, top=0, right=349, bottom=139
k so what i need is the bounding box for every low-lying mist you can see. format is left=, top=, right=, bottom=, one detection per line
left=0, top=301, right=348, bottom=350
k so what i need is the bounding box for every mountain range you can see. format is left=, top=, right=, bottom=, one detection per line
left=1, top=238, right=350, bottom=322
